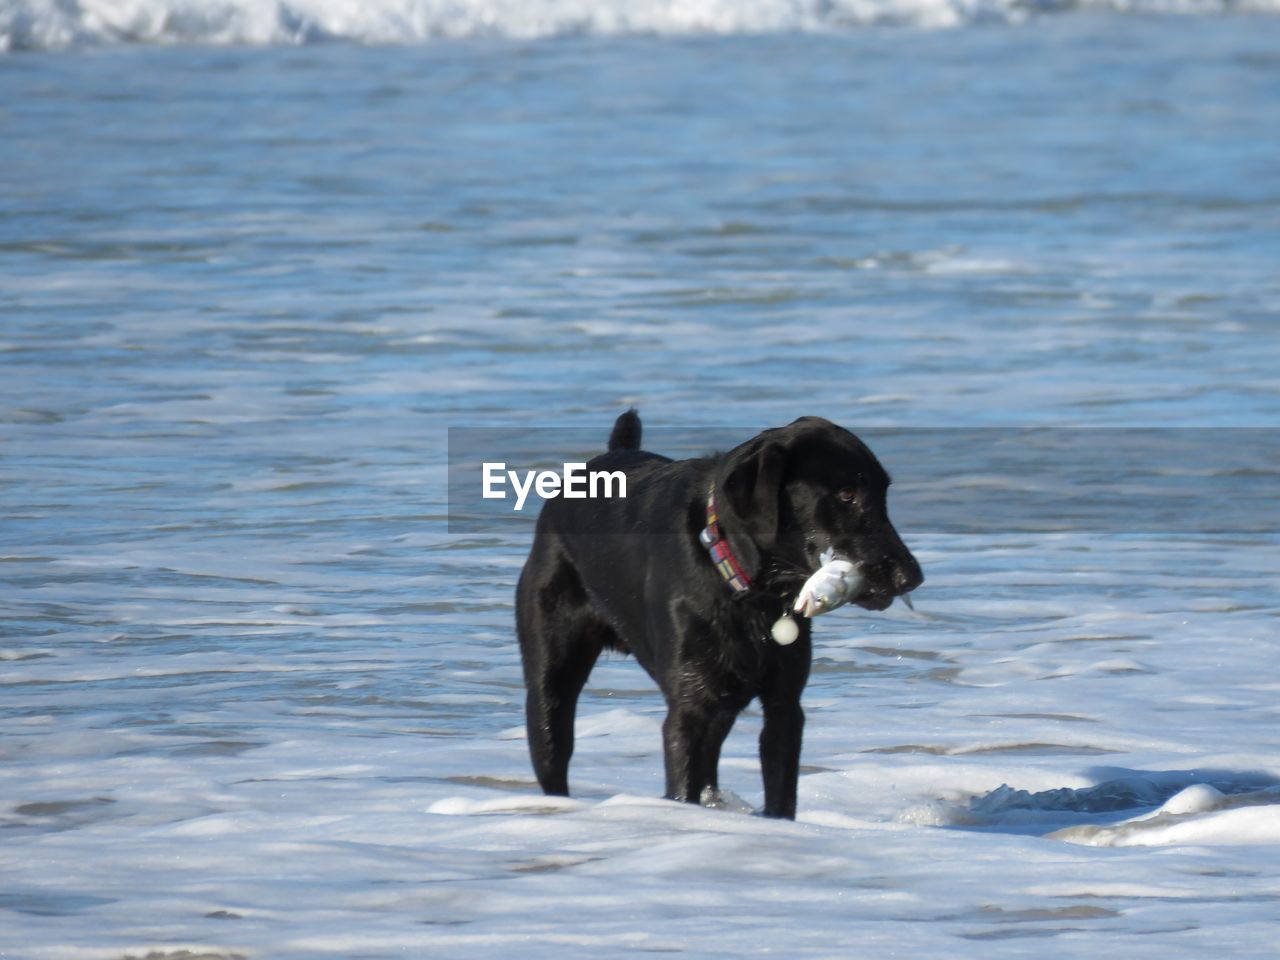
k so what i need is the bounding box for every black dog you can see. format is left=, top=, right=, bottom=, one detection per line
left=515, top=411, right=922, bottom=818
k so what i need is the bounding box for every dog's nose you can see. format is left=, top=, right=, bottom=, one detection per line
left=893, top=558, right=923, bottom=595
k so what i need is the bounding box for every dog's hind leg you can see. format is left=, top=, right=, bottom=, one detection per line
left=516, top=544, right=608, bottom=797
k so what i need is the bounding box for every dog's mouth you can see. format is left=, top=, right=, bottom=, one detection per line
left=854, top=587, right=916, bottom=612
left=854, top=591, right=896, bottom=612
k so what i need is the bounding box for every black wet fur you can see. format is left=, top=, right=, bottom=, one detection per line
left=515, top=412, right=923, bottom=819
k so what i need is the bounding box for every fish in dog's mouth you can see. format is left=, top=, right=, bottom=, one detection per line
left=798, top=549, right=916, bottom=614
left=793, top=549, right=860, bottom=618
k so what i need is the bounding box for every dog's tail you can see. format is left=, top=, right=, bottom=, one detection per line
left=608, top=409, right=642, bottom=452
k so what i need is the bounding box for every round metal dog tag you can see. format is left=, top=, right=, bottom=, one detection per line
left=770, top=615, right=799, bottom=646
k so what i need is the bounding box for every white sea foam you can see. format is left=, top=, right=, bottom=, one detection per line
left=3, top=0, right=1280, bottom=50
left=1050, top=790, right=1280, bottom=846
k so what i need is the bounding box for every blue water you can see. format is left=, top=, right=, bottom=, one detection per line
left=3, top=13, right=1280, bottom=959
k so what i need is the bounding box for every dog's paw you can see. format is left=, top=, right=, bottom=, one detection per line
left=700, top=787, right=757, bottom=815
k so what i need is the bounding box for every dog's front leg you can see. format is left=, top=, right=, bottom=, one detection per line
left=759, top=697, right=804, bottom=819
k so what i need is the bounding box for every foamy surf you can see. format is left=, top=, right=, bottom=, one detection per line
left=886, top=771, right=1280, bottom=846
left=1049, top=784, right=1280, bottom=847
left=4, top=0, right=1280, bottom=50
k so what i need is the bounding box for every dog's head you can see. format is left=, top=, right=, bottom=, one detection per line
left=715, top=417, right=922, bottom=610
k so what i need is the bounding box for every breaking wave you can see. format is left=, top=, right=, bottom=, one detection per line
left=903, top=770, right=1280, bottom=846
left=3, top=0, right=1279, bottom=51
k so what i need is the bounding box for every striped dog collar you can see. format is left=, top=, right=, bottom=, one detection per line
left=699, top=484, right=751, bottom=595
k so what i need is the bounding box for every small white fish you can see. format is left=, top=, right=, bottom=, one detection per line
left=793, top=548, right=862, bottom=619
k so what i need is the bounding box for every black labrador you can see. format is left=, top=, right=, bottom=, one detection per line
left=515, top=411, right=922, bottom=818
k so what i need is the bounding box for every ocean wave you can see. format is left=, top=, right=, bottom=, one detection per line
left=2, top=0, right=1279, bottom=51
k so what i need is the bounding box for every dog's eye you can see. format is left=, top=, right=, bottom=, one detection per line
left=836, top=487, right=857, bottom=503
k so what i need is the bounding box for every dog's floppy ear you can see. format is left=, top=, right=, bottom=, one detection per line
left=717, top=434, right=789, bottom=566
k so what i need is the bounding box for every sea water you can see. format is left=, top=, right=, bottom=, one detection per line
left=2, top=4, right=1280, bottom=958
